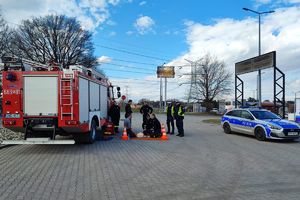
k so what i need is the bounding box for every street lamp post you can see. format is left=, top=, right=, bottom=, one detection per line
left=243, top=8, right=275, bottom=107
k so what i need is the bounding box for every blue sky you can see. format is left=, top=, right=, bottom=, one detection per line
left=1, top=0, right=300, bottom=102
left=94, top=0, right=255, bottom=78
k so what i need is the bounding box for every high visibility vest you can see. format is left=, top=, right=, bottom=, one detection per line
left=171, top=106, right=175, bottom=117
left=178, top=106, right=184, bottom=117
left=172, top=105, right=184, bottom=117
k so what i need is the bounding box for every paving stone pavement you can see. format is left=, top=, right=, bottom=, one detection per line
left=0, top=113, right=300, bottom=200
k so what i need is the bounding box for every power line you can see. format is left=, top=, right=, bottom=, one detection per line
left=96, top=37, right=174, bottom=59
left=109, top=76, right=178, bottom=83
left=100, top=58, right=190, bottom=70
left=111, top=58, right=157, bottom=66
left=103, top=68, right=154, bottom=75
left=5, top=21, right=181, bottom=68
left=109, top=76, right=177, bottom=83
left=99, top=62, right=155, bottom=71
left=95, top=44, right=171, bottom=62
left=5, top=20, right=174, bottom=65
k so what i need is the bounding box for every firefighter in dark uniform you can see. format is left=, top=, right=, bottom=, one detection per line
left=140, top=101, right=153, bottom=129
left=147, top=113, right=162, bottom=138
left=108, top=101, right=121, bottom=133
left=125, top=99, right=133, bottom=122
left=166, top=102, right=175, bottom=134
left=173, top=101, right=185, bottom=137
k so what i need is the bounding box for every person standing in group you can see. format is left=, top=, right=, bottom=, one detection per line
left=108, top=101, right=121, bottom=133
left=166, top=102, right=175, bottom=135
left=124, top=113, right=136, bottom=138
left=125, top=100, right=133, bottom=121
left=173, top=101, right=185, bottom=137
left=140, top=101, right=153, bottom=129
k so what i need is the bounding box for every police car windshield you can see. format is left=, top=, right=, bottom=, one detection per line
left=250, top=110, right=280, bottom=120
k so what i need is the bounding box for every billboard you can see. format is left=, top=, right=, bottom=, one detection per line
left=295, top=98, right=300, bottom=123
left=157, top=66, right=175, bottom=78
left=235, top=51, right=276, bottom=75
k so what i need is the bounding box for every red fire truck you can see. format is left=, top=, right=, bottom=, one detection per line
left=1, top=57, right=120, bottom=144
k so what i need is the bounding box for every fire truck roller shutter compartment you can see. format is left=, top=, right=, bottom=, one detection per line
left=89, top=82, right=100, bottom=111
left=100, top=85, right=108, bottom=118
left=79, top=77, right=89, bottom=123
left=24, top=76, right=58, bottom=116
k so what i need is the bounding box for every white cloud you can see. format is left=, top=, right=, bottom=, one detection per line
left=254, top=0, right=300, bottom=7
left=0, top=0, right=122, bottom=31
left=126, top=30, right=134, bottom=35
left=98, top=56, right=112, bottom=63
left=169, top=6, right=300, bottom=101
left=139, top=1, right=147, bottom=6
left=108, top=0, right=121, bottom=6
left=134, top=15, right=155, bottom=34
left=255, top=0, right=272, bottom=4
left=109, top=31, right=117, bottom=36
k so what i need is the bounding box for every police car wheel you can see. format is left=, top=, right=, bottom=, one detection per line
left=255, top=127, right=266, bottom=141
left=223, top=123, right=231, bottom=134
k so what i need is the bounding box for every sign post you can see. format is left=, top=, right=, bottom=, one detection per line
left=235, top=51, right=286, bottom=118
left=157, top=66, right=175, bottom=111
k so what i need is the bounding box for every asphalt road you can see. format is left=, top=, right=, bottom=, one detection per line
left=0, top=113, right=300, bottom=200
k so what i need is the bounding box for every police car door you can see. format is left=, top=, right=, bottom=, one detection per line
left=239, top=110, right=255, bottom=135
left=229, top=110, right=242, bottom=132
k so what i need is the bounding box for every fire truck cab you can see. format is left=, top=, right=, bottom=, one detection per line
left=1, top=57, right=120, bottom=144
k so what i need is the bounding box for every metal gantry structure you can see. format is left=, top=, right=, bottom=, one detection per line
left=274, top=66, right=285, bottom=118
left=235, top=75, right=244, bottom=108
left=234, top=51, right=286, bottom=118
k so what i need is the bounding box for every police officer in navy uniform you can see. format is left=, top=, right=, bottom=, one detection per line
left=166, top=102, right=175, bottom=135
left=173, top=101, right=185, bottom=137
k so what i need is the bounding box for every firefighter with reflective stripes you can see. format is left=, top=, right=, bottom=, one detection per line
left=108, top=101, right=121, bottom=133
left=172, top=101, right=185, bottom=137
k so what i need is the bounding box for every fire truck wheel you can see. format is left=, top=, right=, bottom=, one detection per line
left=74, top=120, right=98, bottom=144
left=89, top=120, right=98, bottom=143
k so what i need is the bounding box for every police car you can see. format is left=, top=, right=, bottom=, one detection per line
left=221, top=108, right=300, bottom=141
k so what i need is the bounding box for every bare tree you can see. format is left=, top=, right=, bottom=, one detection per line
left=189, top=54, right=232, bottom=111
left=10, top=15, right=97, bottom=68
left=0, top=12, right=10, bottom=58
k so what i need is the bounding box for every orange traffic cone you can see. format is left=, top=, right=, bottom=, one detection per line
left=161, top=123, right=168, bottom=140
left=121, top=127, right=129, bottom=141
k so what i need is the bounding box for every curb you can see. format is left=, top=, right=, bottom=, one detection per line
left=0, top=144, right=17, bottom=149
